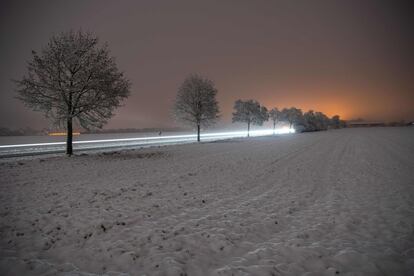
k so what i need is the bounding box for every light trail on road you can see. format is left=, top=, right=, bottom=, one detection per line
left=0, top=128, right=295, bottom=157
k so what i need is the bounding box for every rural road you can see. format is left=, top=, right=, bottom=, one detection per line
left=0, top=129, right=292, bottom=158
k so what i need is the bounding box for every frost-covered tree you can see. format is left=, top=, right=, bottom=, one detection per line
left=303, top=110, right=318, bottom=131
left=269, top=107, right=281, bottom=134
left=303, top=110, right=330, bottom=131
left=174, top=74, right=220, bottom=142
left=232, top=100, right=268, bottom=137
left=314, top=112, right=330, bottom=130
left=15, top=30, right=131, bottom=155
left=281, top=107, right=303, bottom=128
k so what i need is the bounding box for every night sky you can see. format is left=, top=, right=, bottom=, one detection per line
left=1, top=0, right=413, bottom=129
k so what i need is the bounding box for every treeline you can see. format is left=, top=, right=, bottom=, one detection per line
left=230, top=100, right=347, bottom=135
left=0, top=127, right=43, bottom=136
left=173, top=75, right=348, bottom=139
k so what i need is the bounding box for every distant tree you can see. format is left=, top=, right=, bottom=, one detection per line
left=281, top=107, right=303, bottom=129
left=314, top=111, right=330, bottom=130
left=15, top=30, right=131, bottom=155
left=174, top=74, right=220, bottom=142
left=232, top=100, right=268, bottom=137
left=303, top=110, right=330, bottom=131
left=303, top=110, right=318, bottom=132
left=269, top=107, right=281, bottom=134
left=329, top=115, right=347, bottom=129
left=330, top=115, right=341, bottom=129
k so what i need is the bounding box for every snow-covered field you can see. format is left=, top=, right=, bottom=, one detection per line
left=0, top=127, right=413, bottom=276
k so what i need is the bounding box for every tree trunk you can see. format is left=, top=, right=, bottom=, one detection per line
left=197, top=124, right=200, bottom=142
left=66, top=118, right=73, bottom=155
left=247, top=121, right=250, bottom=137
left=273, top=121, right=276, bottom=134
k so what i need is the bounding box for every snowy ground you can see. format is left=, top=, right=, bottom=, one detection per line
left=0, top=127, right=413, bottom=276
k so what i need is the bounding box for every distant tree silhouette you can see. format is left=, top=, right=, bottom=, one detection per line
left=281, top=107, right=303, bottom=128
left=232, top=100, right=268, bottom=137
left=269, top=108, right=281, bottom=134
left=330, top=115, right=342, bottom=129
left=314, top=111, right=330, bottom=130
left=15, top=30, right=131, bottom=155
left=174, top=74, right=220, bottom=142
left=303, top=110, right=330, bottom=131
left=303, top=110, right=318, bottom=131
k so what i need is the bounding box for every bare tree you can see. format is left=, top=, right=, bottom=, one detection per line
left=174, top=74, right=220, bottom=142
left=281, top=107, right=303, bottom=129
left=232, top=100, right=268, bottom=137
left=269, top=107, right=281, bottom=134
left=15, top=30, right=131, bottom=155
